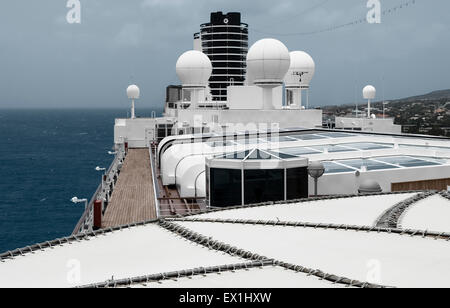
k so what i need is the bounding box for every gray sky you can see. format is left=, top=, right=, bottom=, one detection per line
left=0, top=0, right=449, bottom=109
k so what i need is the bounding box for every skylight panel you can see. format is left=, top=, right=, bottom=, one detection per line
left=277, top=147, right=322, bottom=156
left=340, top=143, right=394, bottom=151
left=288, top=134, right=328, bottom=141
left=338, top=159, right=400, bottom=171
left=323, top=161, right=356, bottom=174
left=376, top=156, right=441, bottom=168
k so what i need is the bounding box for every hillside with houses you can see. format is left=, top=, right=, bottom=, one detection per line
left=322, top=90, right=450, bottom=136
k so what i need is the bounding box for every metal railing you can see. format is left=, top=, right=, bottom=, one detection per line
left=149, top=144, right=161, bottom=218
left=71, top=144, right=126, bottom=235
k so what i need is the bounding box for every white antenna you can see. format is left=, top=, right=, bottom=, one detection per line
left=176, top=50, right=212, bottom=110
left=127, top=85, right=140, bottom=119
left=284, top=51, right=315, bottom=110
left=363, top=85, right=376, bottom=119
left=247, top=38, right=291, bottom=110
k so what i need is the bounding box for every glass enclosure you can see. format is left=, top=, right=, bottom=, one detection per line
left=209, top=168, right=242, bottom=207
left=208, top=166, right=308, bottom=207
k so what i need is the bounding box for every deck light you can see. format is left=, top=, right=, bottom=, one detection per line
left=95, top=166, right=106, bottom=172
left=71, top=197, right=88, bottom=210
left=308, top=162, right=325, bottom=197
left=358, top=179, right=382, bottom=194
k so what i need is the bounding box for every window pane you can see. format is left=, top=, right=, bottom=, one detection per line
left=244, top=169, right=284, bottom=204
left=287, top=167, right=309, bottom=199
left=210, top=168, right=242, bottom=207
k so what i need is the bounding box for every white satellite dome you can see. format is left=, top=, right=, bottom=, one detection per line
left=247, top=38, right=291, bottom=86
left=284, top=51, right=315, bottom=88
left=363, top=85, right=376, bottom=100
left=176, top=50, right=212, bottom=87
left=127, top=85, right=140, bottom=99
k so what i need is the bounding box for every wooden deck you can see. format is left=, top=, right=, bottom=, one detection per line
left=102, top=149, right=157, bottom=228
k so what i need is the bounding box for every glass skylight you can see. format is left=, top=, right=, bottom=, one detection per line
left=288, top=134, right=328, bottom=141
left=399, top=144, right=450, bottom=152
left=316, top=132, right=356, bottom=138
left=375, top=156, right=441, bottom=168
left=261, top=136, right=298, bottom=143
left=267, top=151, right=299, bottom=159
left=223, top=151, right=250, bottom=160
left=218, top=149, right=297, bottom=161
left=321, top=155, right=446, bottom=174
left=277, top=147, right=322, bottom=156
left=340, top=143, right=394, bottom=151
left=323, top=162, right=356, bottom=174
left=308, top=145, right=358, bottom=153
left=246, top=149, right=277, bottom=160
left=340, top=159, right=400, bottom=171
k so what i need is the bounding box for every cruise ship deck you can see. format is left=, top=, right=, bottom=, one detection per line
left=102, top=149, right=157, bottom=228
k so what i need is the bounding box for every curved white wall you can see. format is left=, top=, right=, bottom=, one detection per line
left=176, top=155, right=208, bottom=198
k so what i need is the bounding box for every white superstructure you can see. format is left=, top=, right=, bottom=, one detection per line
left=2, top=11, right=450, bottom=289
left=114, top=38, right=324, bottom=148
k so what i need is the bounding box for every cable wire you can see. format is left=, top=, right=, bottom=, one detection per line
left=250, top=0, right=417, bottom=37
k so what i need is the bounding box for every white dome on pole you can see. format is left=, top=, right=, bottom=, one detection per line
left=127, top=85, right=140, bottom=119
left=127, top=85, right=140, bottom=99
left=284, top=51, right=315, bottom=88
left=246, top=39, right=291, bottom=86
left=176, top=50, right=212, bottom=87
left=363, top=85, right=376, bottom=118
left=363, top=85, right=376, bottom=100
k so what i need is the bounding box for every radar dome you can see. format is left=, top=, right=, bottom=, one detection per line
left=363, top=85, right=376, bottom=100
left=127, top=85, right=140, bottom=99
left=358, top=179, right=382, bottom=194
left=284, top=51, right=315, bottom=88
left=247, top=39, right=290, bottom=86
left=176, top=50, right=212, bottom=87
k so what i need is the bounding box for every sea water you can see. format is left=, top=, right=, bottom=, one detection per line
left=0, top=108, right=161, bottom=253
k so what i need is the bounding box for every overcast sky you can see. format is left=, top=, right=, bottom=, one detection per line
left=0, top=0, right=449, bottom=109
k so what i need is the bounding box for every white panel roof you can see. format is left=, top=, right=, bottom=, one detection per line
left=400, top=194, right=450, bottom=233
left=0, top=224, right=242, bottom=288
left=175, top=221, right=450, bottom=288
left=129, top=266, right=347, bottom=289
left=3, top=192, right=450, bottom=288
left=191, top=193, right=417, bottom=226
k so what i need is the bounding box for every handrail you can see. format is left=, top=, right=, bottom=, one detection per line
left=149, top=144, right=161, bottom=218
left=71, top=144, right=125, bottom=235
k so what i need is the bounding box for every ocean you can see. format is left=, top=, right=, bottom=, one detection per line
left=0, top=108, right=161, bottom=253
